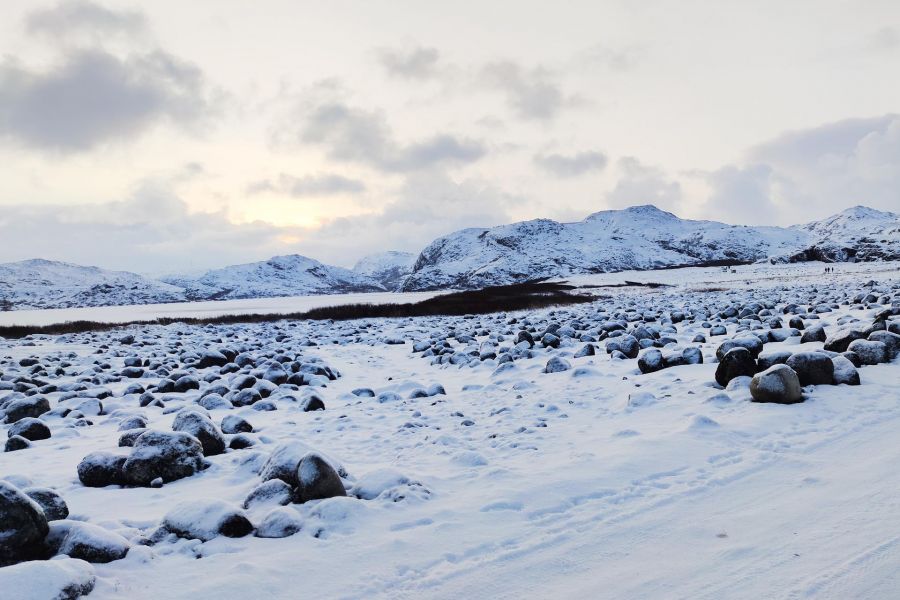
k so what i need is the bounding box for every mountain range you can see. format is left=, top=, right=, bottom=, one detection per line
left=1, top=205, right=897, bottom=311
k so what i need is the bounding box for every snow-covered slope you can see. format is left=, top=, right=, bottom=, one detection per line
left=0, top=259, right=185, bottom=310
left=165, top=254, right=386, bottom=300
left=775, top=205, right=900, bottom=263
left=401, top=205, right=811, bottom=291
left=353, top=251, right=417, bottom=291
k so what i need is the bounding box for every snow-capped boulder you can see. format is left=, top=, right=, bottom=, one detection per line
left=750, top=364, right=803, bottom=404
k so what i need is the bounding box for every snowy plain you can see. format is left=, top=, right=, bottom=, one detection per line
left=0, top=291, right=444, bottom=328
left=1, top=260, right=899, bottom=599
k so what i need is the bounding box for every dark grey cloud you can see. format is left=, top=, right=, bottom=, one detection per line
left=0, top=1, right=218, bottom=153
left=246, top=173, right=366, bottom=197
left=606, top=157, right=682, bottom=210
left=26, top=0, right=146, bottom=40
left=479, top=61, right=565, bottom=120
left=291, top=100, right=485, bottom=172
left=0, top=49, right=215, bottom=152
left=534, top=150, right=607, bottom=177
left=377, top=45, right=440, bottom=79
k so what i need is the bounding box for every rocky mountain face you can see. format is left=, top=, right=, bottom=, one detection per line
left=162, top=254, right=385, bottom=300
left=774, top=206, right=900, bottom=263
left=352, top=251, right=417, bottom=291
left=0, top=259, right=185, bottom=311
left=400, top=205, right=810, bottom=291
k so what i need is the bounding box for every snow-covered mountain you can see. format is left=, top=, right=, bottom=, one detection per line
left=163, top=254, right=385, bottom=300
left=400, top=205, right=811, bottom=291
left=775, top=205, right=900, bottom=263
left=353, top=251, right=417, bottom=291
left=3, top=205, right=897, bottom=311
left=0, top=259, right=185, bottom=311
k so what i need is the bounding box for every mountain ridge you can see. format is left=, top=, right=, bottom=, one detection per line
left=1, top=205, right=897, bottom=310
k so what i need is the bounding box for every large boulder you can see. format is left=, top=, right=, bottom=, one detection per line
left=162, top=500, right=253, bottom=541
left=77, top=452, right=127, bottom=487
left=716, top=337, right=763, bottom=361
left=3, top=397, right=50, bottom=423
left=606, top=335, right=639, bottom=359
left=800, top=326, right=827, bottom=344
left=45, top=520, right=130, bottom=563
left=786, top=352, right=834, bottom=386
left=171, top=410, right=225, bottom=456
left=831, top=355, right=861, bottom=386
left=823, top=329, right=867, bottom=353
left=254, top=507, right=303, bottom=539
left=543, top=357, right=571, bottom=373
left=637, top=348, right=665, bottom=374
left=847, top=339, right=889, bottom=365
left=243, top=479, right=293, bottom=510
left=750, top=365, right=803, bottom=404
left=121, top=431, right=205, bottom=486
left=0, top=558, right=95, bottom=599
left=259, top=441, right=328, bottom=487
left=756, top=350, right=793, bottom=372
left=8, top=419, right=50, bottom=442
left=0, top=481, right=49, bottom=565
left=867, top=331, right=900, bottom=360
left=23, top=488, right=68, bottom=521
left=221, top=415, right=253, bottom=435
left=295, top=454, right=347, bottom=503
left=715, top=347, right=756, bottom=387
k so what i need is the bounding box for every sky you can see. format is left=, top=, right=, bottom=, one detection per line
left=0, top=0, right=898, bottom=274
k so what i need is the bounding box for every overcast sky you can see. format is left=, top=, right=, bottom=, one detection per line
left=1, top=0, right=898, bottom=273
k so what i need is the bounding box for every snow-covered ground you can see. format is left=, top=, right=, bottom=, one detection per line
left=1, top=262, right=899, bottom=599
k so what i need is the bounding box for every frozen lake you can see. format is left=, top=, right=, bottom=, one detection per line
left=2, top=260, right=898, bottom=329
left=0, top=290, right=446, bottom=327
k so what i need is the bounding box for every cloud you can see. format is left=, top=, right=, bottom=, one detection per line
left=284, top=99, right=485, bottom=172
left=479, top=61, right=566, bottom=120
left=0, top=49, right=215, bottom=152
left=296, top=172, right=517, bottom=263
left=377, top=45, right=441, bottom=79
left=246, top=173, right=366, bottom=197
left=702, top=164, right=779, bottom=225
left=0, top=182, right=299, bottom=273
left=606, top=157, right=682, bottom=210
left=580, top=44, right=645, bottom=72
left=725, top=114, right=900, bottom=223
left=534, top=150, right=607, bottom=177
left=25, top=0, right=146, bottom=41
left=0, top=169, right=519, bottom=272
